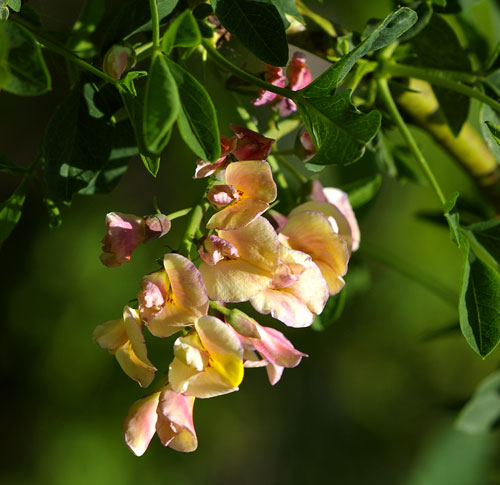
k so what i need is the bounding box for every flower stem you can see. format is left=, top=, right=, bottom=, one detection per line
left=381, top=62, right=500, bottom=113
left=201, top=39, right=296, bottom=99
left=167, top=207, right=193, bottom=221
left=179, top=203, right=206, bottom=258
left=209, top=301, right=231, bottom=316
left=148, top=0, right=161, bottom=52
left=10, top=16, right=118, bottom=85
left=377, top=76, right=447, bottom=206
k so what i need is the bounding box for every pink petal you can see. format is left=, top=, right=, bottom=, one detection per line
left=253, top=325, right=306, bottom=368
left=230, top=125, right=275, bottom=161
left=144, top=214, right=171, bottom=242
left=100, top=212, right=145, bottom=267
left=123, top=392, right=160, bottom=456
left=207, top=184, right=239, bottom=206
left=266, top=364, right=284, bottom=385
left=252, top=65, right=285, bottom=107
left=286, top=52, right=312, bottom=91
left=198, top=234, right=239, bottom=266
left=156, top=388, right=197, bottom=452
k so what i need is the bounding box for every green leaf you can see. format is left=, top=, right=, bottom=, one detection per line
left=302, top=7, right=417, bottom=97
left=456, top=370, right=500, bottom=434
left=443, top=191, right=461, bottom=247
left=0, top=153, right=25, bottom=175
left=101, top=0, right=179, bottom=46
left=468, top=220, right=500, bottom=264
left=215, top=0, right=289, bottom=66
left=411, top=15, right=471, bottom=135
left=398, top=2, right=433, bottom=42
left=480, top=105, right=500, bottom=162
left=312, top=290, right=346, bottom=331
left=0, top=21, right=9, bottom=88
left=443, top=191, right=459, bottom=214
left=485, top=121, right=500, bottom=147
left=43, top=83, right=116, bottom=202
left=140, top=153, right=161, bottom=177
left=6, top=0, right=21, bottom=12
left=161, top=10, right=201, bottom=54
left=268, top=0, right=304, bottom=28
left=142, top=53, right=180, bottom=155
left=342, top=174, right=382, bottom=209
left=459, top=247, right=500, bottom=358
left=66, top=0, right=105, bottom=56
left=3, top=21, right=51, bottom=96
left=0, top=181, right=27, bottom=247
left=42, top=197, right=62, bottom=229
left=165, top=58, right=220, bottom=162
left=297, top=90, right=381, bottom=167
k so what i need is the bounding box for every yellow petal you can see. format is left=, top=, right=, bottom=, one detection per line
left=225, top=161, right=277, bottom=202
left=115, top=341, right=157, bottom=388
left=93, top=317, right=127, bottom=352
left=206, top=198, right=270, bottom=230
left=123, top=392, right=160, bottom=456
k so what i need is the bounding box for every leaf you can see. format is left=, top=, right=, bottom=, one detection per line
left=485, top=121, right=500, bottom=147
left=398, top=1, right=433, bottom=42
left=411, top=15, right=472, bottom=135
left=0, top=153, right=25, bottom=176
left=3, top=21, right=51, bottom=96
left=0, top=181, right=27, bottom=247
left=302, top=7, right=417, bottom=97
left=443, top=191, right=461, bottom=247
left=140, top=153, right=161, bottom=177
left=297, top=90, right=381, bottom=167
left=101, top=0, right=179, bottom=46
left=456, top=370, right=500, bottom=434
left=268, top=0, right=304, bottom=28
left=459, top=247, right=500, bottom=358
left=479, top=105, right=500, bottom=162
left=42, top=197, right=62, bottom=229
left=0, top=21, right=9, bottom=88
left=43, top=83, right=116, bottom=202
left=142, top=53, right=180, bottom=155
left=161, top=9, right=201, bottom=54
left=215, top=0, right=289, bottom=66
left=66, top=0, right=105, bottom=56
left=6, top=0, right=21, bottom=12
left=468, top=220, right=500, bottom=265
left=342, top=174, right=382, bottom=209
left=165, top=58, right=220, bottom=162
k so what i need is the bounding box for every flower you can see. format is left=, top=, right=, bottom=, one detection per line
left=310, top=180, right=360, bottom=252
left=227, top=310, right=307, bottom=385
left=206, top=160, right=277, bottom=230
left=138, top=253, right=209, bottom=337
left=194, top=135, right=236, bottom=179
left=169, top=316, right=244, bottom=398
left=252, top=52, right=312, bottom=117
left=199, top=216, right=280, bottom=302
left=102, top=44, right=136, bottom=80
left=122, top=386, right=197, bottom=456
left=249, top=245, right=329, bottom=327
left=100, top=212, right=171, bottom=267
left=279, top=206, right=350, bottom=295
left=93, top=306, right=156, bottom=388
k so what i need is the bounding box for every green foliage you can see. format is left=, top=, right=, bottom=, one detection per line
left=443, top=191, right=461, bottom=247
left=343, top=174, right=382, bottom=209
left=43, top=197, right=62, bottom=229
left=269, top=0, right=304, bottom=28
left=485, top=121, right=500, bottom=147
left=0, top=21, right=8, bottom=88
left=0, top=179, right=26, bottom=247
left=302, top=7, right=417, bottom=97
left=311, top=290, right=346, bottom=331
left=6, top=0, right=20, bottom=12
left=161, top=9, right=201, bottom=54
left=215, top=0, right=288, bottom=66
left=3, top=21, right=51, bottom=96
left=166, top=58, right=221, bottom=162
left=480, top=105, right=500, bottom=162
left=411, top=14, right=471, bottom=135
left=142, top=53, right=180, bottom=155
left=0, top=152, right=24, bottom=175
left=459, top=247, right=500, bottom=358
left=456, top=370, right=500, bottom=434
left=467, top=220, right=500, bottom=265
left=297, top=91, right=381, bottom=168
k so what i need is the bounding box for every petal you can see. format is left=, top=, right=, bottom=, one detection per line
left=123, top=392, right=160, bottom=456
left=230, top=125, right=276, bottom=160
left=207, top=184, right=239, bottom=206
left=115, top=341, right=157, bottom=388
left=206, top=199, right=270, bottom=231
left=173, top=333, right=208, bottom=371
left=225, top=161, right=277, bottom=203
left=266, top=364, right=284, bottom=385
left=286, top=52, right=312, bottom=91
left=156, top=388, right=197, bottom=452
left=199, top=234, right=239, bottom=266
left=100, top=212, right=145, bottom=267
left=282, top=211, right=349, bottom=295
left=253, top=325, right=306, bottom=368
left=289, top=201, right=353, bottom=254
left=322, top=187, right=360, bottom=252
left=144, top=214, right=171, bottom=242
left=123, top=307, right=151, bottom=365
left=196, top=316, right=243, bottom=360
left=92, top=317, right=127, bottom=351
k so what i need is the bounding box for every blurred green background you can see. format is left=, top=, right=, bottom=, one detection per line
left=2, top=0, right=500, bottom=483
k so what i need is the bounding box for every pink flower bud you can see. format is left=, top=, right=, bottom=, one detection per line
left=103, top=44, right=136, bottom=80
left=230, top=125, right=275, bottom=161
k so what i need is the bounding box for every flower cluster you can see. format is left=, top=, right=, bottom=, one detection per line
left=94, top=125, right=359, bottom=456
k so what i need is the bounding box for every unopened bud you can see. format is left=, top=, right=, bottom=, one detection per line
left=0, top=6, right=9, bottom=20
left=103, top=44, right=136, bottom=80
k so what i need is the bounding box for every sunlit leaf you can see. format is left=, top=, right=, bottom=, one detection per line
left=343, top=174, right=382, bottom=209
left=161, top=9, right=201, bottom=54
left=468, top=220, right=500, bottom=264
left=0, top=181, right=27, bottom=247
left=42, top=196, right=62, bottom=229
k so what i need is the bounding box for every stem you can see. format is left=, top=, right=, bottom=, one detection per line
left=166, top=207, right=192, bottom=221
left=136, top=41, right=154, bottom=62
left=179, top=204, right=205, bottom=258
left=148, top=0, right=161, bottom=51
left=209, top=301, right=231, bottom=316
left=361, top=244, right=457, bottom=307
left=11, top=16, right=118, bottom=85
left=382, top=62, right=500, bottom=113
left=202, top=39, right=296, bottom=99
left=377, top=76, right=447, bottom=206
left=274, top=154, right=307, bottom=184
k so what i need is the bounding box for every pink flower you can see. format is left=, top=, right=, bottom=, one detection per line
left=252, top=52, right=312, bottom=117
left=227, top=310, right=307, bottom=385
left=100, top=212, right=171, bottom=267
left=122, top=386, right=197, bottom=456
left=300, top=131, right=316, bottom=160
left=230, top=125, right=275, bottom=161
